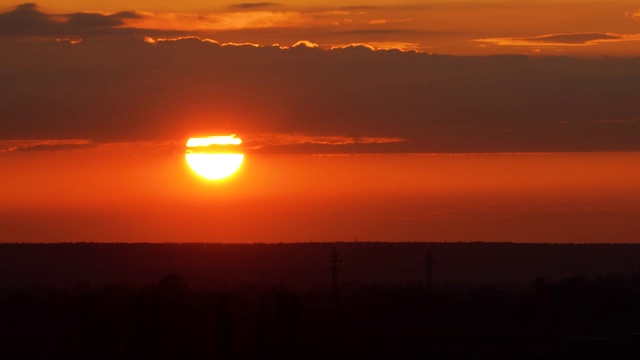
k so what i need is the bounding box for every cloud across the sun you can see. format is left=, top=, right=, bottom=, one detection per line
left=2, top=34, right=640, bottom=154
left=2, top=3, right=640, bottom=154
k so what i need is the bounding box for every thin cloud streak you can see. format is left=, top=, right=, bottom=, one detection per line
left=330, top=42, right=420, bottom=51
left=0, top=3, right=348, bottom=35
left=128, top=11, right=315, bottom=31
left=229, top=3, right=281, bottom=10
left=245, top=133, right=406, bottom=149
left=0, top=135, right=406, bottom=154
left=0, top=139, right=94, bottom=153
left=476, top=32, right=640, bottom=46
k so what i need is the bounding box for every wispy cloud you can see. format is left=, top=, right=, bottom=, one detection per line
left=330, top=42, right=420, bottom=52
left=143, top=36, right=418, bottom=52
left=367, top=18, right=412, bottom=25
left=245, top=133, right=406, bottom=149
left=128, top=10, right=324, bottom=31
left=54, top=37, right=82, bottom=44
left=0, top=135, right=406, bottom=154
left=229, top=3, right=281, bottom=10
left=143, top=35, right=294, bottom=49
left=143, top=35, right=218, bottom=44
left=66, top=10, right=138, bottom=28
left=291, top=39, right=319, bottom=48
left=334, top=28, right=427, bottom=36
left=338, top=5, right=380, bottom=11
left=0, top=3, right=351, bottom=35
left=476, top=32, right=640, bottom=46
left=143, top=35, right=265, bottom=48
left=0, top=139, right=94, bottom=153
left=337, top=4, right=430, bottom=11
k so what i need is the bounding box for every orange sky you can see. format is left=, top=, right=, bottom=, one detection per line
left=1, top=145, right=639, bottom=243
left=2, top=2, right=640, bottom=243
left=3, top=1, right=640, bottom=55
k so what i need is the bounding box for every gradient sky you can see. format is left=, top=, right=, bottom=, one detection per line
left=2, top=1, right=640, bottom=55
left=1, top=2, right=639, bottom=243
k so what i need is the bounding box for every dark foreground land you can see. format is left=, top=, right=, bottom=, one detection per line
left=2, top=242, right=640, bottom=359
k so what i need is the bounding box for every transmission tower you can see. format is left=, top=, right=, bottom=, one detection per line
left=331, top=246, right=340, bottom=294
left=425, top=249, right=433, bottom=291
left=329, top=245, right=342, bottom=306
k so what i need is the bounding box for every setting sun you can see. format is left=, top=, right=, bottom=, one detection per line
left=185, top=135, right=244, bottom=180
left=4, top=1, right=640, bottom=358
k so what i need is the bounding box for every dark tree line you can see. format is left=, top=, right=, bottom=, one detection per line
left=3, top=272, right=640, bottom=359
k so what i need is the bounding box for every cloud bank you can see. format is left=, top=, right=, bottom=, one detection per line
left=2, top=31, right=640, bottom=153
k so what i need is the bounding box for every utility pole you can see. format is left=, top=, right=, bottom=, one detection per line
left=331, top=246, right=339, bottom=294
left=330, top=245, right=341, bottom=306
left=425, top=249, right=433, bottom=291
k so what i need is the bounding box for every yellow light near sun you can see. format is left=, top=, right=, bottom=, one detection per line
left=185, top=135, right=244, bottom=180
left=186, top=136, right=243, bottom=147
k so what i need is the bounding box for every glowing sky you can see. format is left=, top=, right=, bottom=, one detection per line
left=2, top=148, right=639, bottom=243
left=1, top=2, right=640, bottom=243
left=2, top=1, right=640, bottom=55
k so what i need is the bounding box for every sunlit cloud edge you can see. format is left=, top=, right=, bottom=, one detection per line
left=475, top=32, right=640, bottom=47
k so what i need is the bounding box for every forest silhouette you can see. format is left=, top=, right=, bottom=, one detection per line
left=2, top=242, right=640, bottom=359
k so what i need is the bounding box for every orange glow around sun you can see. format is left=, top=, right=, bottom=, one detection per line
left=185, top=135, right=244, bottom=180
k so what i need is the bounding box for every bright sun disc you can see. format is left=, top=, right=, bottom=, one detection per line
left=186, top=135, right=244, bottom=180
left=185, top=153, right=244, bottom=180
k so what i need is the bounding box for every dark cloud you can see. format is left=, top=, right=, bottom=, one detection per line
left=0, top=139, right=94, bottom=153
left=1, top=37, right=640, bottom=153
left=0, top=3, right=57, bottom=35
left=229, top=3, right=280, bottom=10
left=332, top=28, right=460, bottom=37
left=66, top=11, right=140, bottom=29
left=0, top=3, right=141, bottom=36
left=335, top=29, right=417, bottom=35
left=337, top=4, right=431, bottom=10
left=14, top=143, right=95, bottom=152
